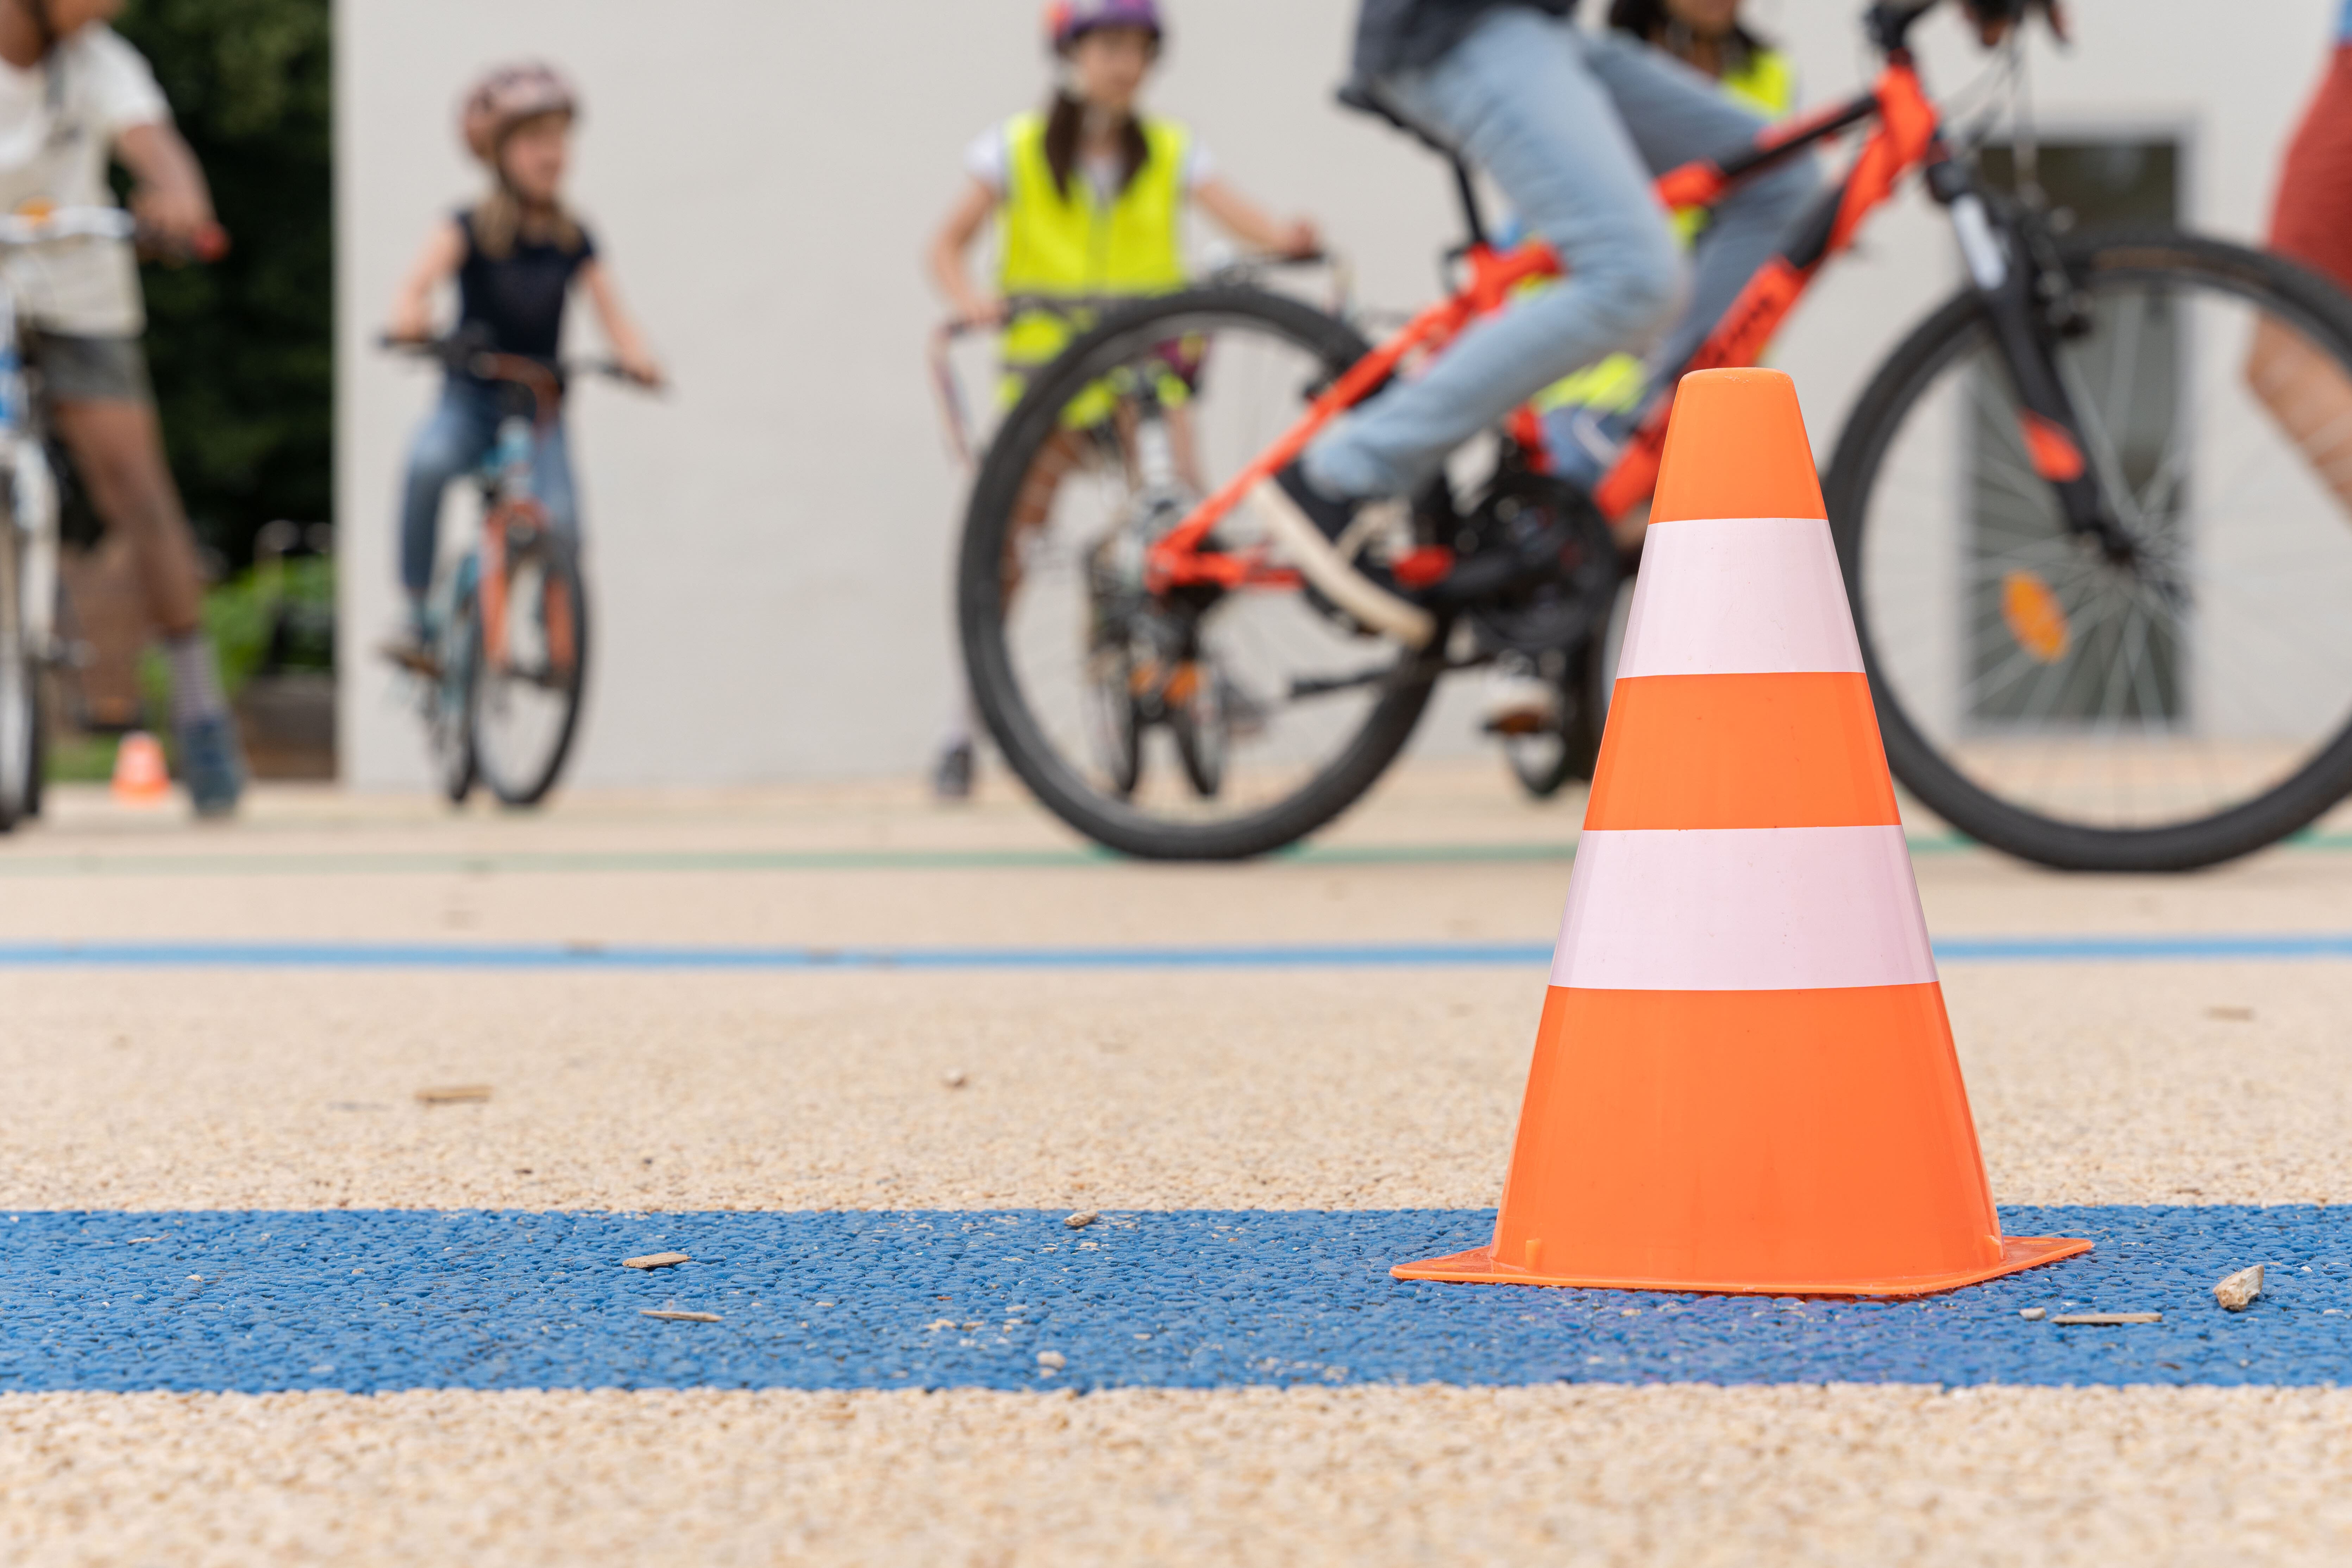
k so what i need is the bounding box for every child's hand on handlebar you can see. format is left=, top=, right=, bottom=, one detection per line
left=385, top=306, right=436, bottom=345
left=1278, top=218, right=1323, bottom=262
left=615, top=348, right=666, bottom=389
left=128, top=183, right=223, bottom=258
left=954, top=292, right=1009, bottom=329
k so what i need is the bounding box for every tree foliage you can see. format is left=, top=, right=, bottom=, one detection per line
left=111, top=0, right=331, bottom=569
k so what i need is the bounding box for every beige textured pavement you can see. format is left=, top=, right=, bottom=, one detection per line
left=0, top=961, right=2347, bottom=1212
left=6, top=1386, right=2351, bottom=1568
left=4, top=770, right=2350, bottom=1566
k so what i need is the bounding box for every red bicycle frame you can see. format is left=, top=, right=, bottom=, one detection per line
left=1144, top=53, right=1944, bottom=596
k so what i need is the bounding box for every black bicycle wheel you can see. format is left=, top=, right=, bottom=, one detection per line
left=1501, top=636, right=1610, bottom=799
left=428, top=579, right=478, bottom=805
left=1829, top=230, right=2352, bottom=870
left=471, top=525, right=587, bottom=808
left=0, top=523, right=29, bottom=833
left=959, top=285, right=1441, bottom=860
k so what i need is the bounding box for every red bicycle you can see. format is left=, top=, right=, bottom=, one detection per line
left=959, top=0, right=2352, bottom=867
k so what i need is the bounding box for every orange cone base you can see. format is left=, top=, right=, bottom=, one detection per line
left=1391, top=1233, right=2090, bottom=1298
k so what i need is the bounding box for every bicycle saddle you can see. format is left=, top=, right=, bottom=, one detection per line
left=1335, top=81, right=1452, bottom=156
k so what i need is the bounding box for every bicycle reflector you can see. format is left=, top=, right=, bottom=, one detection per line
left=2000, top=569, right=2070, bottom=665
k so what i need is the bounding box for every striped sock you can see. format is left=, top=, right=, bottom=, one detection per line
left=163, top=632, right=227, bottom=729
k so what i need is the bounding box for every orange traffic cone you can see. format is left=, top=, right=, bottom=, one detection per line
left=1396, top=368, right=2089, bottom=1296
left=111, top=730, right=170, bottom=806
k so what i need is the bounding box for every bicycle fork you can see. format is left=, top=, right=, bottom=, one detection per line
left=1930, top=159, right=2138, bottom=564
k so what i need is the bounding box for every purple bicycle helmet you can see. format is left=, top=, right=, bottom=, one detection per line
left=1043, top=0, right=1164, bottom=54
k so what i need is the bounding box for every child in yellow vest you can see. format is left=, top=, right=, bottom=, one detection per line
left=928, top=0, right=1315, bottom=402
left=924, top=0, right=1317, bottom=797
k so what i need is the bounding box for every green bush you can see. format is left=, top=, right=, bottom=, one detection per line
left=136, top=554, right=335, bottom=724
left=110, top=0, right=332, bottom=569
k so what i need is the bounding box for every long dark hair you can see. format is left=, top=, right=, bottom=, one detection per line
left=1041, top=90, right=1149, bottom=201
left=1607, top=0, right=1769, bottom=67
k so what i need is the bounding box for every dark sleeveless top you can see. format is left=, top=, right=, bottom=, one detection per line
left=452, top=208, right=596, bottom=382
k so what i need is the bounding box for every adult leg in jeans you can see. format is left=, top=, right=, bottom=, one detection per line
left=1583, top=33, right=1819, bottom=383
left=1304, top=9, right=1685, bottom=501
left=399, top=383, right=498, bottom=607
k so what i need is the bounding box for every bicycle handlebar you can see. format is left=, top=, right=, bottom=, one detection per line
left=380, top=334, right=656, bottom=430
left=0, top=206, right=227, bottom=263
left=380, top=333, right=654, bottom=384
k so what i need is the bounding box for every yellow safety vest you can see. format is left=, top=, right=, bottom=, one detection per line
left=1720, top=45, right=1795, bottom=121
left=1538, top=45, right=1795, bottom=418
left=997, top=110, right=1191, bottom=373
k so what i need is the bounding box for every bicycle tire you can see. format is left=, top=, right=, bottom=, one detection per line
left=0, top=514, right=27, bottom=832
left=1503, top=637, right=1610, bottom=799
left=1826, top=228, right=2352, bottom=871
left=958, top=284, right=1441, bottom=860
left=471, top=526, right=588, bottom=808
left=431, top=585, right=477, bottom=806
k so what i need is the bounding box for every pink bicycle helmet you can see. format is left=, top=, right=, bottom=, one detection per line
left=460, top=62, right=579, bottom=164
left=1043, top=0, right=1164, bottom=54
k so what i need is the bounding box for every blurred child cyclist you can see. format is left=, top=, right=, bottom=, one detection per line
left=924, top=0, right=1320, bottom=799
left=1476, top=0, right=1801, bottom=736
left=382, top=63, right=661, bottom=673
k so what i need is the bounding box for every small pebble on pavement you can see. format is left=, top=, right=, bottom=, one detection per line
left=621, top=1252, right=690, bottom=1270
left=1064, top=1211, right=1097, bottom=1229
left=2214, top=1264, right=2265, bottom=1311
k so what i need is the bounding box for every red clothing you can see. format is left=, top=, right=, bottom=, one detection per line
left=2271, top=46, right=2352, bottom=290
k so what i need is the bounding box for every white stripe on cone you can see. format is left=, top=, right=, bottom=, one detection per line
left=1616, top=517, right=1863, bottom=678
left=1551, top=826, right=1937, bottom=992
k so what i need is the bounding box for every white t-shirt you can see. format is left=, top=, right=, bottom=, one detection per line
left=0, top=25, right=171, bottom=335
left=964, top=124, right=1213, bottom=207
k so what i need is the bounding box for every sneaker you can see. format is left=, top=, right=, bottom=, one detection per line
left=1481, top=651, right=1560, bottom=736
left=1541, top=403, right=1635, bottom=494
left=378, top=625, right=440, bottom=678
left=175, top=711, right=246, bottom=819
left=933, top=739, right=974, bottom=801
left=1251, top=461, right=1436, bottom=647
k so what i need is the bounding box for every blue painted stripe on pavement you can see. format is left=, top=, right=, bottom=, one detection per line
left=0, top=933, right=2350, bottom=970
left=2, top=1207, right=2343, bottom=1393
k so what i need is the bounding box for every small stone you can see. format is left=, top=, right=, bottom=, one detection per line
left=2214, top=1264, right=2265, bottom=1311
left=941, top=1070, right=968, bottom=1089
left=926, top=1318, right=957, bottom=1331
left=621, top=1252, right=690, bottom=1270
left=2019, top=1307, right=2046, bottom=1321
left=1036, top=1350, right=1066, bottom=1371
left=641, top=1309, right=720, bottom=1323
left=2204, top=1005, right=2256, bottom=1022
left=2051, top=1312, right=2162, bottom=1325
left=415, top=1085, right=491, bottom=1105
left=1064, top=1211, right=1098, bottom=1230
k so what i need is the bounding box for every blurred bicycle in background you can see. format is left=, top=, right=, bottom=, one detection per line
left=955, top=0, right=2352, bottom=870
left=381, top=335, right=643, bottom=807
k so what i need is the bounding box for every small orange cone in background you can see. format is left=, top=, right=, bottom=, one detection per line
left=1395, top=368, right=2089, bottom=1296
left=111, top=730, right=170, bottom=805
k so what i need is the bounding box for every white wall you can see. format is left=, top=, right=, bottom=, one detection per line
left=336, top=0, right=2340, bottom=787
